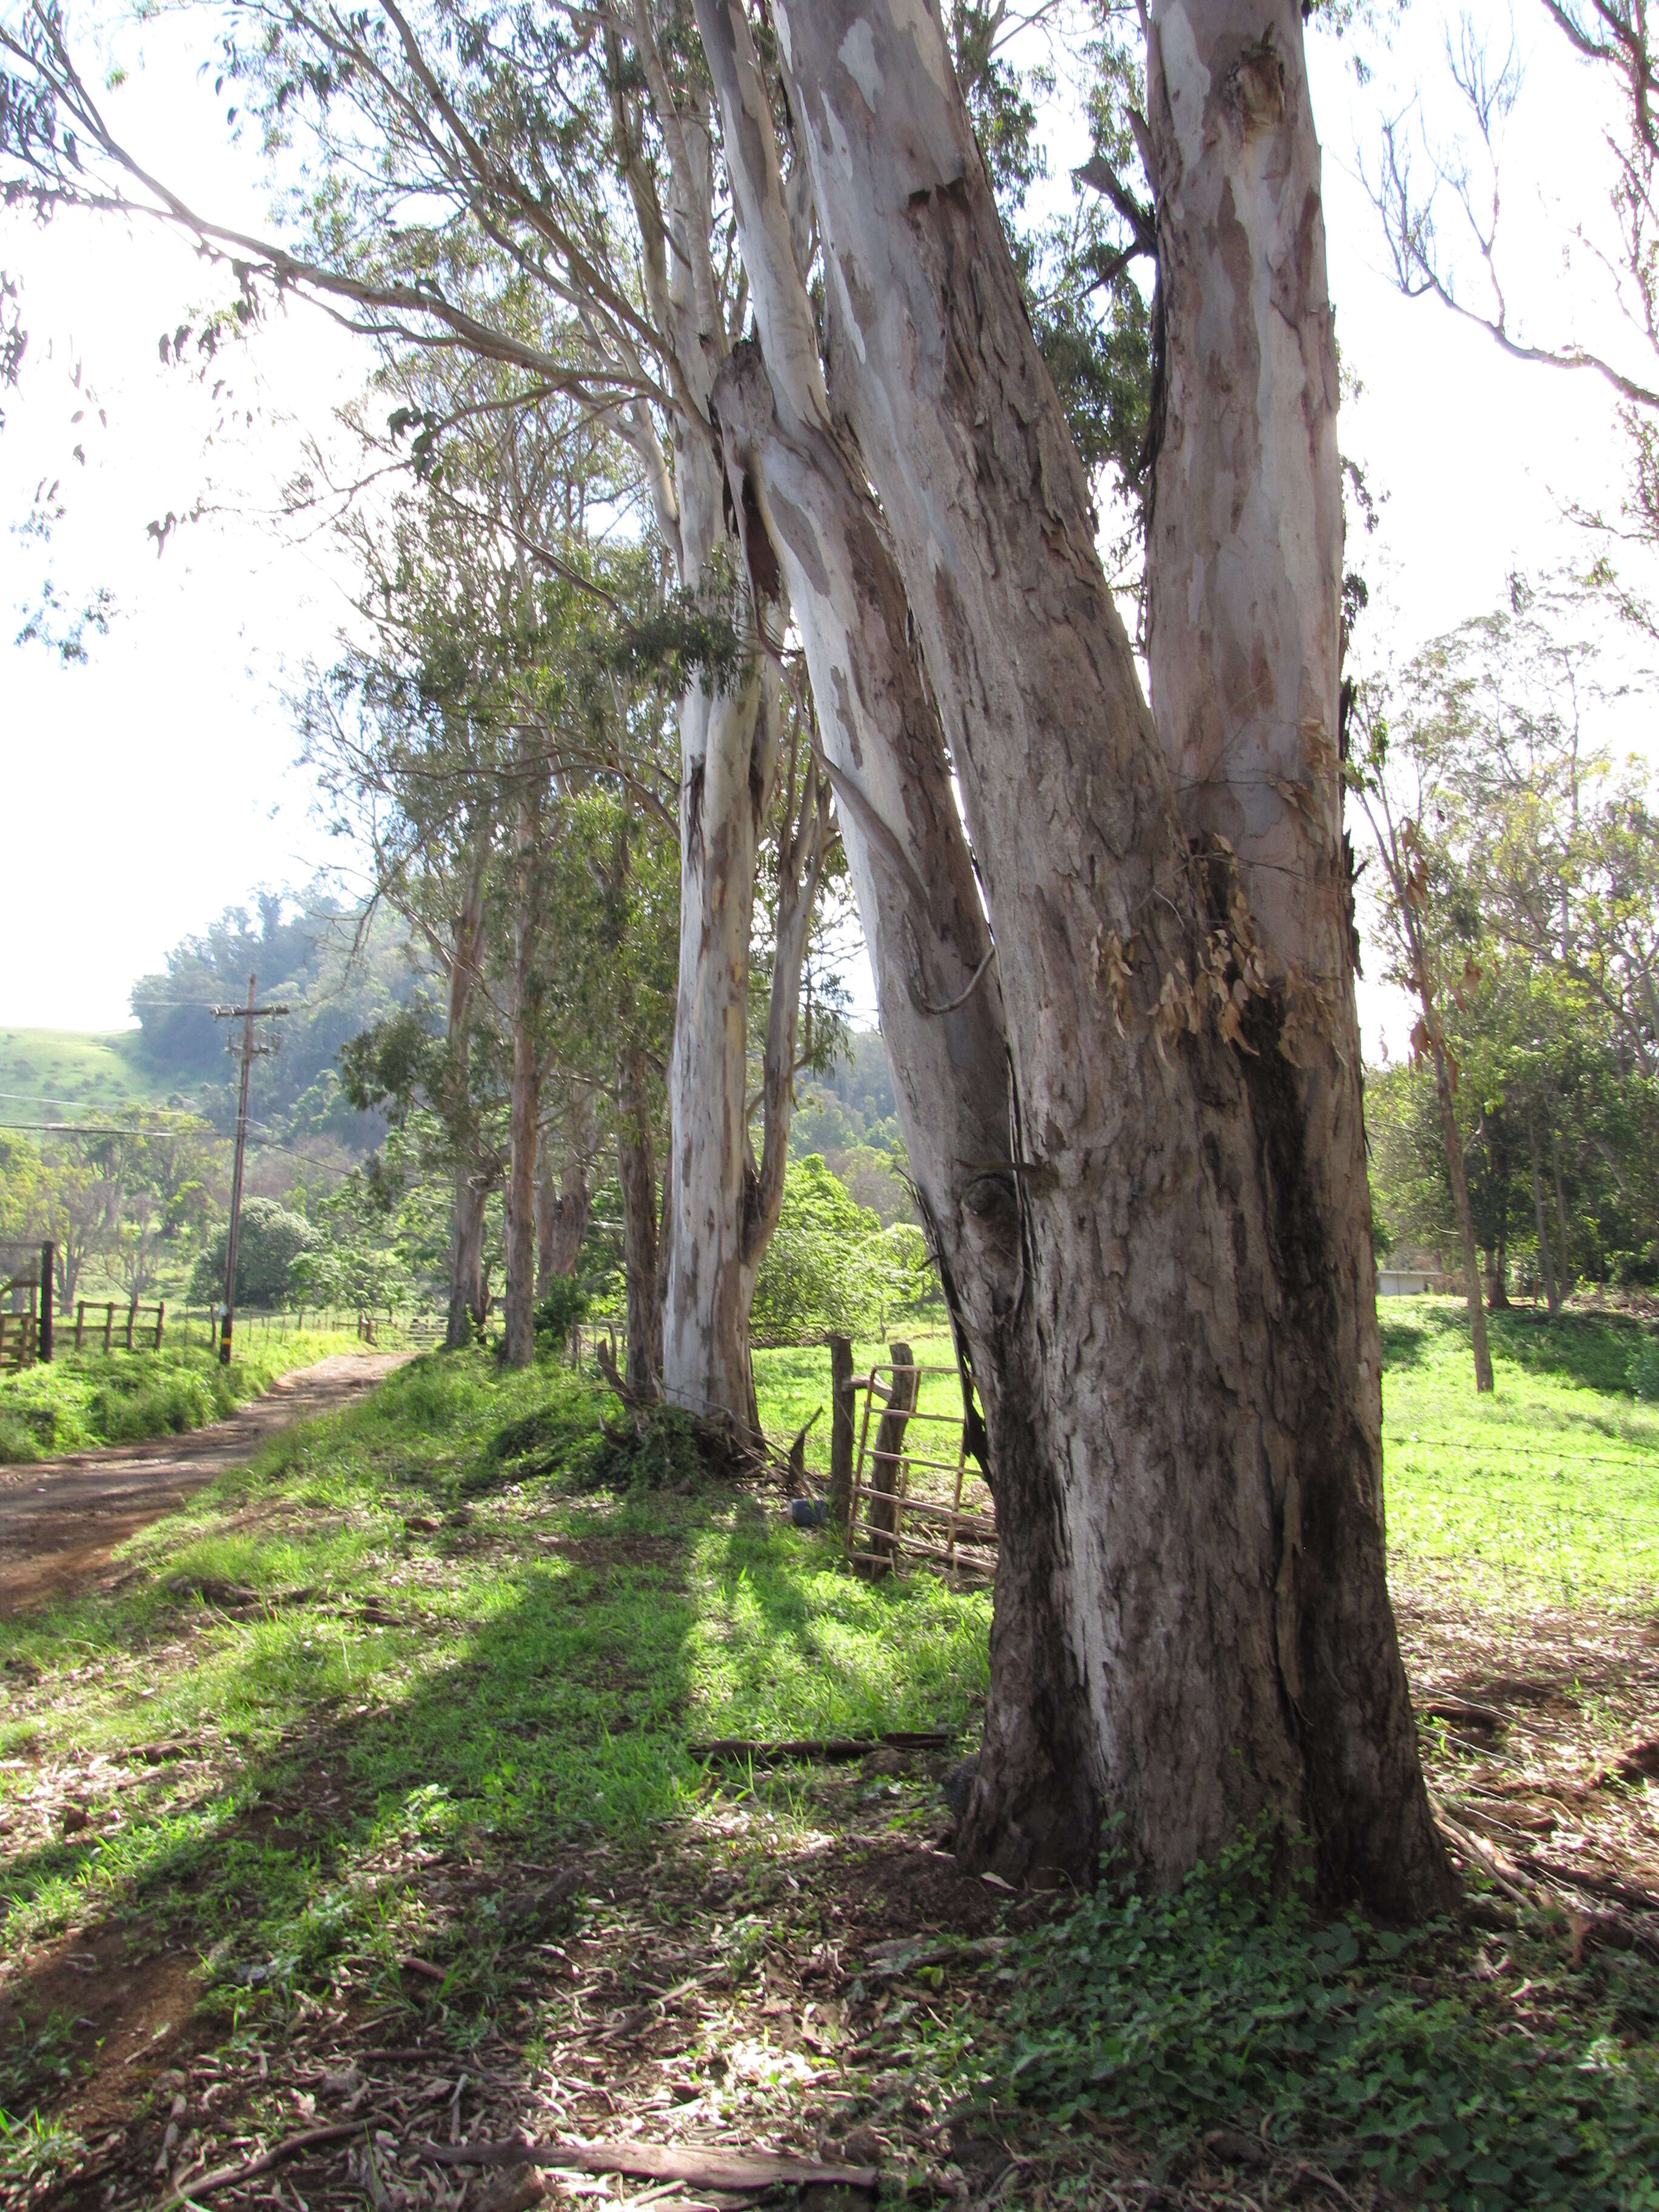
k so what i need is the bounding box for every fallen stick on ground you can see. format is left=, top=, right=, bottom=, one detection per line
left=685, top=1729, right=948, bottom=1762
left=157, top=2119, right=370, bottom=2207
left=412, top=2138, right=879, bottom=2193
left=1512, top=1854, right=1659, bottom=1916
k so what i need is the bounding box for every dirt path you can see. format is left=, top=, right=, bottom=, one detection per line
left=0, top=1352, right=406, bottom=1614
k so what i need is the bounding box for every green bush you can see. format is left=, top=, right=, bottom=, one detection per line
left=534, top=1276, right=591, bottom=1346
left=189, top=1198, right=318, bottom=1307
left=586, top=1404, right=705, bottom=1492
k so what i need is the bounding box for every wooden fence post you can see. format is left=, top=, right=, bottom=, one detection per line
left=829, top=1335, right=855, bottom=1537
left=103, top=1303, right=115, bottom=1353
left=863, top=1341, right=917, bottom=1575
left=155, top=1301, right=166, bottom=1349
left=125, top=1298, right=138, bottom=1352
left=75, top=1301, right=85, bottom=1352
left=39, top=1242, right=53, bottom=1364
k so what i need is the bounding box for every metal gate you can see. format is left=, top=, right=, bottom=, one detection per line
left=846, top=1359, right=996, bottom=1580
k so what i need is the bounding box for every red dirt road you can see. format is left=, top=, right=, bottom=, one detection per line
left=0, top=1352, right=406, bottom=1614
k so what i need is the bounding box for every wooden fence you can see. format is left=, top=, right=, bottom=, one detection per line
left=0, top=1310, right=39, bottom=1372
left=73, top=1299, right=166, bottom=1352
left=845, top=1358, right=996, bottom=1581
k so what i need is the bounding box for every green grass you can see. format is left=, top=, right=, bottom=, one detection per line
left=0, top=1330, right=360, bottom=1463
left=1381, top=1298, right=1659, bottom=1604
left=0, top=1028, right=172, bottom=1117
left=754, top=1328, right=963, bottom=1480
left=4, top=1322, right=1657, bottom=2210
left=0, top=1350, right=988, bottom=1975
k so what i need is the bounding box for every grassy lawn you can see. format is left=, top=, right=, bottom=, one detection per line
left=0, top=1327, right=1656, bottom=2210
left=1381, top=1298, right=1659, bottom=1605
left=0, top=1332, right=363, bottom=1464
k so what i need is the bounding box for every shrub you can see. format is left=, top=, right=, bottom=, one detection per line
left=586, top=1404, right=705, bottom=1492
left=189, top=1199, right=318, bottom=1307
left=534, top=1276, right=591, bottom=1346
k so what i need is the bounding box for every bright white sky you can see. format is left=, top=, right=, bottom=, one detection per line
left=1, top=0, right=1655, bottom=1049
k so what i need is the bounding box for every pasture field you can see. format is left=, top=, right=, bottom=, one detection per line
left=0, top=1031, right=167, bottom=1119
left=0, top=1323, right=1655, bottom=2211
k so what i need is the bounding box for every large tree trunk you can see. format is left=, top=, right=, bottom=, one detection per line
left=618, top=1050, right=662, bottom=1400
left=537, top=1151, right=591, bottom=1285
left=771, top=0, right=1452, bottom=1914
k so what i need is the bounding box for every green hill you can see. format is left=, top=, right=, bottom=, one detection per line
left=0, top=1028, right=183, bottom=1125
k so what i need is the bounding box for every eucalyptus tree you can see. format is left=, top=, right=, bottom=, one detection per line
left=1349, top=683, right=1496, bottom=1389
left=0, top=0, right=811, bottom=1418
left=686, top=0, right=1451, bottom=1912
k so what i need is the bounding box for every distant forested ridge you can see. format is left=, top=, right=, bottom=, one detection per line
left=129, top=885, right=427, bottom=1151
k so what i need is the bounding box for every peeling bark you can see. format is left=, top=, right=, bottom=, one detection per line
left=766, top=0, right=1450, bottom=1914
left=697, top=0, right=1021, bottom=1402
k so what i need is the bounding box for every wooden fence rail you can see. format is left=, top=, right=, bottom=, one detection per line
left=73, top=1299, right=166, bottom=1352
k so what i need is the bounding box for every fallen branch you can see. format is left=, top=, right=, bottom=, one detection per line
left=157, top=2120, right=368, bottom=2207
left=1512, top=1854, right=1659, bottom=1917
left=411, top=2139, right=879, bottom=2193
left=686, top=1729, right=950, bottom=1763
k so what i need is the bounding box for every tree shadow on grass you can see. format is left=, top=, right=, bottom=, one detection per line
left=0, top=1516, right=703, bottom=2189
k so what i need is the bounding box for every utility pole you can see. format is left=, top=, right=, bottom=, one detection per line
left=212, top=974, right=289, bottom=1365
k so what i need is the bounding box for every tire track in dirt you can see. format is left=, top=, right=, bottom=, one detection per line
left=0, top=1353, right=407, bottom=1615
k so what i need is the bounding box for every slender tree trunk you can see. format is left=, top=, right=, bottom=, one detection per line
left=450, top=1179, right=488, bottom=1347
left=660, top=642, right=769, bottom=1418
left=618, top=1052, right=662, bottom=1400
left=697, top=0, right=1022, bottom=1446
left=1530, top=1119, right=1560, bottom=1315
left=503, top=780, right=545, bottom=1370
left=739, top=737, right=832, bottom=1315
left=1551, top=1128, right=1574, bottom=1304
left=444, top=859, right=489, bottom=1351
left=504, top=1036, right=540, bottom=1368
left=772, top=0, right=1452, bottom=1913
left=1426, top=1027, right=1495, bottom=1386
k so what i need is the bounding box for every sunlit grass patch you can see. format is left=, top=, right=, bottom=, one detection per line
left=1381, top=1299, right=1659, bottom=1605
